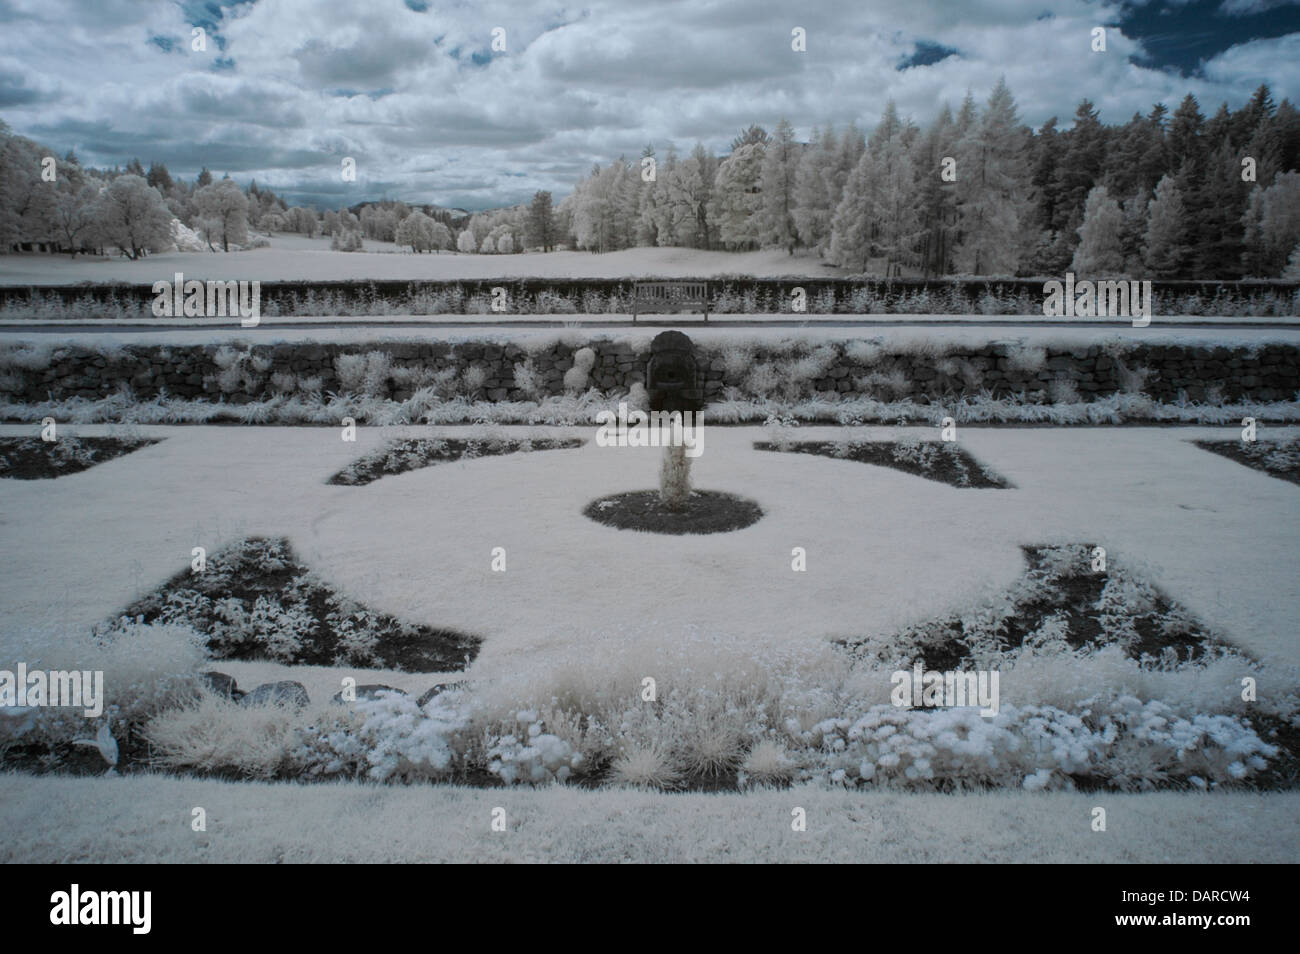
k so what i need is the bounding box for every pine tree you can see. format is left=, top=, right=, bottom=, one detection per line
left=828, top=149, right=873, bottom=272
left=1051, top=99, right=1107, bottom=234
left=1193, top=141, right=1250, bottom=277
left=914, top=104, right=959, bottom=276
left=730, top=125, right=769, bottom=152
left=871, top=135, right=919, bottom=275
left=953, top=77, right=1032, bottom=276
left=526, top=190, right=556, bottom=251
left=829, top=104, right=919, bottom=275
left=758, top=118, right=800, bottom=253
left=146, top=162, right=172, bottom=192
left=792, top=126, right=838, bottom=256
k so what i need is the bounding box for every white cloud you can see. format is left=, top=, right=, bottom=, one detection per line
left=0, top=0, right=1292, bottom=208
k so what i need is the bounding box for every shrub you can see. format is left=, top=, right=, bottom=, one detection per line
left=741, top=739, right=796, bottom=785
left=563, top=347, right=596, bottom=393
left=610, top=742, right=681, bottom=790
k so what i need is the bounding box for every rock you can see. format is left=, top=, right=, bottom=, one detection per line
left=242, top=681, right=310, bottom=709
left=201, top=670, right=243, bottom=700
left=331, top=684, right=406, bottom=704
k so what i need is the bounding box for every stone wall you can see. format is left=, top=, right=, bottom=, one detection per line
left=2, top=338, right=1298, bottom=406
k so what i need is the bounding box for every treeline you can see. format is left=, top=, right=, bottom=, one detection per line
left=560, top=80, right=1300, bottom=280
left=6, top=77, right=1300, bottom=279
left=0, top=118, right=480, bottom=257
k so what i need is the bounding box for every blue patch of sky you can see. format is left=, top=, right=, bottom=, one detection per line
left=1117, top=0, right=1300, bottom=76
left=897, top=40, right=959, bottom=70
left=328, top=88, right=396, bottom=99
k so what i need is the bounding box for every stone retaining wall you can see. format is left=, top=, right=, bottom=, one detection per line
left=2, top=338, right=1298, bottom=405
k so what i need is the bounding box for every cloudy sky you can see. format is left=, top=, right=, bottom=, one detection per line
left=1, top=0, right=1297, bottom=210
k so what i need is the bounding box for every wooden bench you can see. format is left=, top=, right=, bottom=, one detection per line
left=631, top=281, right=709, bottom=323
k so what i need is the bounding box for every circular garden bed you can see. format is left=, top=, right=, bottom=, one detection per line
left=583, top=489, right=763, bottom=534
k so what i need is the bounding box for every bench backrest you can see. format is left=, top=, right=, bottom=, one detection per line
left=633, top=281, right=707, bottom=300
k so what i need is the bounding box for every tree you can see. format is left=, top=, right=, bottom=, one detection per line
left=828, top=152, right=873, bottom=272
left=1192, top=142, right=1250, bottom=277
left=51, top=182, right=101, bottom=257
left=1242, top=171, right=1300, bottom=276
left=1051, top=99, right=1107, bottom=234
left=570, top=160, right=639, bottom=252
left=429, top=220, right=453, bottom=251
left=1143, top=174, right=1190, bottom=278
left=758, top=118, right=800, bottom=253
left=661, top=145, right=717, bottom=248
left=640, top=147, right=687, bottom=247
left=829, top=104, right=919, bottom=275
left=953, top=77, right=1032, bottom=276
left=497, top=232, right=514, bottom=253
left=480, top=234, right=496, bottom=254
left=526, top=190, right=557, bottom=251
left=457, top=228, right=476, bottom=253
left=0, top=121, right=56, bottom=249
left=1070, top=185, right=1125, bottom=275
left=1118, top=187, right=1150, bottom=275
left=870, top=135, right=919, bottom=276
left=709, top=142, right=765, bottom=250
left=146, top=162, right=173, bottom=192
left=285, top=206, right=319, bottom=237
left=95, top=174, right=172, bottom=259
left=1283, top=242, right=1300, bottom=279
left=914, top=104, right=959, bottom=277
left=359, top=205, right=398, bottom=242
left=193, top=179, right=249, bottom=251
left=730, top=125, right=770, bottom=152
left=395, top=210, right=437, bottom=252
left=196, top=167, right=213, bottom=188
left=793, top=126, right=838, bottom=256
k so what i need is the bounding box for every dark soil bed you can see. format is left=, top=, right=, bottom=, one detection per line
left=0, top=436, right=159, bottom=479
left=1193, top=439, right=1300, bottom=486
left=115, top=536, right=480, bottom=672
left=329, top=436, right=583, bottom=485
left=837, top=543, right=1226, bottom=668
left=583, top=489, right=763, bottom=534
left=754, top=439, right=1011, bottom=488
